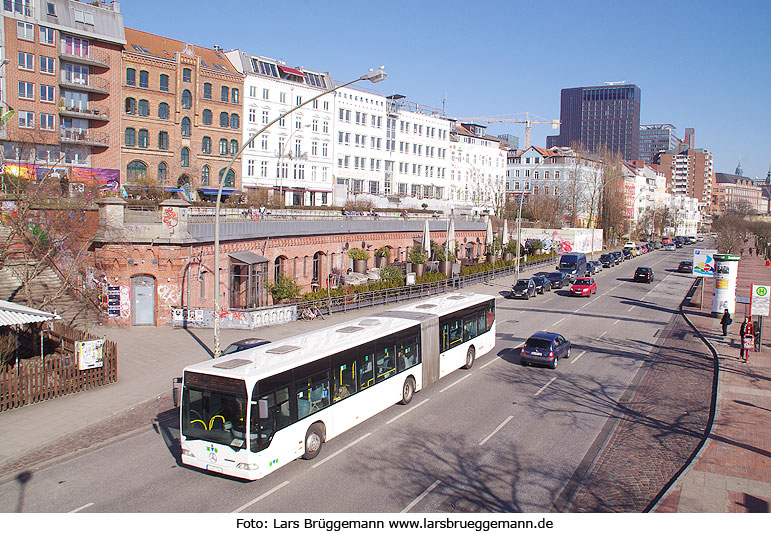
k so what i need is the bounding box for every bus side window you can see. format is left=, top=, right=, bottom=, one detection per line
left=486, top=303, right=495, bottom=331
left=357, top=348, right=374, bottom=391
left=398, top=336, right=419, bottom=371
left=476, top=309, right=486, bottom=335
left=440, top=323, right=449, bottom=353
left=463, top=315, right=478, bottom=341
left=376, top=342, right=396, bottom=381
left=448, top=319, right=462, bottom=348
left=332, top=349, right=357, bottom=402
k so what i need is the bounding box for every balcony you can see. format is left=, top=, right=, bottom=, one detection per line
left=59, top=104, right=109, bottom=121
left=59, top=47, right=111, bottom=69
left=59, top=129, right=109, bottom=148
left=59, top=73, right=110, bottom=95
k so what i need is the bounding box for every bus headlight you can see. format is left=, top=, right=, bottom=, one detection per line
left=236, top=462, right=259, bottom=471
left=181, top=446, right=193, bottom=456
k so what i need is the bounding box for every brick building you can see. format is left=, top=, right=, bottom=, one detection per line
left=712, top=173, right=765, bottom=216
left=121, top=28, right=244, bottom=199
left=1, top=0, right=124, bottom=192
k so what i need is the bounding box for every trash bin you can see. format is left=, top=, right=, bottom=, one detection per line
left=406, top=272, right=416, bottom=286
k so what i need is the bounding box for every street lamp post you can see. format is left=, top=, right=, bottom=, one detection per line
left=212, top=67, right=386, bottom=357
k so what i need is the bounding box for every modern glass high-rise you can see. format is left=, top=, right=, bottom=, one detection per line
left=546, top=84, right=641, bottom=161
left=639, top=124, right=681, bottom=164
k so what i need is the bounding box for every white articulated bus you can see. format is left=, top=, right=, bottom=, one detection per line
left=178, top=292, right=496, bottom=480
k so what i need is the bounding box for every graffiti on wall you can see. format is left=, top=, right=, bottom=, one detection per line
left=162, top=207, right=178, bottom=229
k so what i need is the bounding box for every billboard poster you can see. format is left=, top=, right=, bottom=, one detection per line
left=693, top=249, right=717, bottom=277
left=76, top=339, right=104, bottom=370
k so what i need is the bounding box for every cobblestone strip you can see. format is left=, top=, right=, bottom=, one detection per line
left=567, top=313, right=714, bottom=511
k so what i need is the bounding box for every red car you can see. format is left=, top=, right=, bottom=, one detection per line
left=570, top=277, right=597, bottom=296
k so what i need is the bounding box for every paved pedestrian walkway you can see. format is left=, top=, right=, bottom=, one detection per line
left=655, top=248, right=771, bottom=512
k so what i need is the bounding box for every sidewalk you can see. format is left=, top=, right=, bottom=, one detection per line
left=655, top=251, right=771, bottom=512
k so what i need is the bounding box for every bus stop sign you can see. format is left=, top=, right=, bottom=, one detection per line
left=751, top=284, right=770, bottom=316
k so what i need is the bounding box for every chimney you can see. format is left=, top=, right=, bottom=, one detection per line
left=684, top=128, right=695, bottom=149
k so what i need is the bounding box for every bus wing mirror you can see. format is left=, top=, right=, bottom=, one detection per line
left=172, top=377, right=182, bottom=408
left=258, top=399, right=269, bottom=419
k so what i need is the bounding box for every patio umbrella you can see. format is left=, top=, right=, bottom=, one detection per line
left=447, top=218, right=456, bottom=258
left=485, top=217, right=493, bottom=247
left=502, top=219, right=509, bottom=245
left=422, top=219, right=431, bottom=259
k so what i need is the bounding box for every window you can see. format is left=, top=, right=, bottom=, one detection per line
left=202, top=136, right=211, bottom=154
left=158, top=162, right=167, bottom=183
left=203, top=82, right=212, bottom=99
left=182, top=68, right=191, bottom=83
left=220, top=168, right=235, bottom=187
left=230, top=140, right=238, bottom=155
left=181, top=147, right=189, bottom=167
left=40, top=26, right=55, bottom=45
left=181, top=117, right=191, bottom=138
left=125, top=98, right=136, bottom=114
left=294, top=360, right=330, bottom=420
left=158, top=102, right=169, bottom=119
left=219, top=112, right=229, bottom=127
left=230, top=114, right=239, bottom=129
left=18, top=52, right=34, bottom=71
left=181, top=89, right=192, bottom=109
left=125, top=128, right=136, bottom=147
left=138, top=129, right=149, bottom=148
left=158, top=131, right=169, bottom=150
left=18, top=111, right=34, bottom=128
left=138, top=99, right=149, bottom=117
left=202, top=109, right=212, bottom=125
left=139, top=70, right=149, bottom=89
left=262, top=88, right=269, bottom=100
left=40, top=55, right=55, bottom=74
left=219, top=138, right=228, bottom=155
left=40, top=84, right=55, bottom=103
left=126, top=161, right=147, bottom=181
left=201, top=165, right=210, bottom=186
left=18, top=81, right=34, bottom=100
left=159, top=74, right=169, bottom=92
left=40, top=113, right=55, bottom=131
left=126, top=68, right=135, bottom=86
left=231, top=88, right=239, bottom=104
left=221, top=86, right=229, bottom=102
left=17, top=22, right=33, bottom=41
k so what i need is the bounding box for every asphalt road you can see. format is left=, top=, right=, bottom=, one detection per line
left=0, top=246, right=698, bottom=513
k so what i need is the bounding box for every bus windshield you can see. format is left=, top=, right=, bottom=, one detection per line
left=182, top=387, right=247, bottom=448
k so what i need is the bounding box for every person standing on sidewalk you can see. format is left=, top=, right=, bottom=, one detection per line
left=740, top=317, right=754, bottom=362
left=720, top=309, right=732, bottom=336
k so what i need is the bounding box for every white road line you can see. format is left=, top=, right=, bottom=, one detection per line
left=480, top=357, right=499, bottom=369
left=627, top=306, right=635, bottom=312
left=599, top=331, right=607, bottom=338
left=570, top=351, right=587, bottom=364
left=401, top=480, right=441, bottom=513
left=68, top=502, right=94, bottom=513
left=479, top=415, right=514, bottom=446
left=232, top=482, right=290, bottom=513
left=552, top=317, right=565, bottom=326
left=439, top=372, right=474, bottom=393
left=614, top=319, right=621, bottom=325
left=386, top=399, right=429, bottom=425
left=534, top=376, right=557, bottom=397
left=312, top=432, right=372, bottom=469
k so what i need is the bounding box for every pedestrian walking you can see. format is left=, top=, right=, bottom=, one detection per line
left=720, top=308, right=732, bottom=336
left=740, top=317, right=754, bottom=361
left=749, top=247, right=753, bottom=256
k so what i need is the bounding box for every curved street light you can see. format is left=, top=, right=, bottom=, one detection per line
left=212, top=67, right=386, bottom=356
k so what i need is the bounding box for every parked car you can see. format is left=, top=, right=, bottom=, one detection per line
left=520, top=332, right=571, bottom=369
left=612, top=251, right=624, bottom=264
left=589, top=260, right=603, bottom=273
left=624, top=241, right=636, bottom=249
left=664, top=243, right=676, bottom=251
left=222, top=338, right=271, bottom=355
left=674, top=238, right=683, bottom=248
left=511, top=278, right=536, bottom=299
left=678, top=260, right=694, bottom=273
left=570, top=277, right=597, bottom=296
left=622, top=247, right=634, bottom=259
left=531, top=275, right=552, bottom=294
left=634, top=267, right=654, bottom=283
left=543, top=271, right=572, bottom=289
left=600, top=253, right=615, bottom=267
left=584, top=260, right=597, bottom=275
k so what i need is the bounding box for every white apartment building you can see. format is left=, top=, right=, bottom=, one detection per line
left=449, top=123, right=507, bottom=215
left=225, top=50, right=335, bottom=206
left=665, top=194, right=700, bottom=236
left=506, top=146, right=604, bottom=226
left=622, top=162, right=667, bottom=222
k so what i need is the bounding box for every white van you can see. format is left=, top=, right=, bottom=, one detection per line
left=624, top=241, right=636, bottom=249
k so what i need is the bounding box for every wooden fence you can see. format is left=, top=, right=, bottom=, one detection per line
left=0, top=321, right=117, bottom=412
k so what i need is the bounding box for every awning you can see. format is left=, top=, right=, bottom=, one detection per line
left=229, top=251, right=269, bottom=265
left=279, top=65, right=305, bottom=77
left=197, top=188, right=239, bottom=195
left=0, top=300, right=61, bottom=327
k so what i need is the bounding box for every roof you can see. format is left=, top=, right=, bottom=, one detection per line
left=715, top=172, right=754, bottom=185
left=0, top=300, right=61, bottom=327
left=123, top=28, right=241, bottom=76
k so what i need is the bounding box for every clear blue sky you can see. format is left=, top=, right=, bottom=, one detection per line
left=121, top=0, right=771, bottom=179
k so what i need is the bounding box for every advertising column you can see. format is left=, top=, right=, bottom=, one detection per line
left=712, top=254, right=740, bottom=316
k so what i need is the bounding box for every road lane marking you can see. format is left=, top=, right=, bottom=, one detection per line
left=534, top=377, right=557, bottom=397
left=68, top=503, right=94, bottom=513
left=439, top=372, right=474, bottom=393
left=570, top=351, right=587, bottom=364
left=552, top=317, right=565, bottom=326
left=232, top=482, right=290, bottom=513
left=386, top=399, right=429, bottom=424
left=599, top=331, right=607, bottom=338
left=401, top=480, right=441, bottom=513
left=627, top=306, right=635, bottom=312
left=479, top=415, right=514, bottom=446
left=312, top=432, right=372, bottom=469
left=614, top=319, right=621, bottom=325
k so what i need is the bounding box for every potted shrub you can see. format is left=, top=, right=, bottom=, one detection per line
left=436, top=241, right=456, bottom=276
left=503, top=240, right=517, bottom=262
left=486, top=238, right=501, bottom=264
left=348, top=247, right=370, bottom=273
left=374, top=246, right=391, bottom=268
left=409, top=245, right=426, bottom=277
left=270, top=274, right=301, bottom=304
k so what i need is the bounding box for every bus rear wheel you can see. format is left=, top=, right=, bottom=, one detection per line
left=464, top=346, right=475, bottom=369
left=401, top=377, right=415, bottom=405
left=303, top=424, right=324, bottom=460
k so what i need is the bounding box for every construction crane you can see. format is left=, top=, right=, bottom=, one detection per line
left=455, top=112, right=559, bottom=149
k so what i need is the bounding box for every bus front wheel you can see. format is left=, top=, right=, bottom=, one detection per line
left=303, top=424, right=324, bottom=460
left=464, top=346, right=475, bottom=369
left=401, top=377, right=415, bottom=405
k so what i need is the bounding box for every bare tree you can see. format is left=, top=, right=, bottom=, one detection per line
left=712, top=214, right=745, bottom=254
left=526, top=191, right=563, bottom=228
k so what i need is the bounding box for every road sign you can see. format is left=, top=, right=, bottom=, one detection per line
left=692, top=249, right=717, bottom=277
left=750, top=283, right=770, bottom=316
